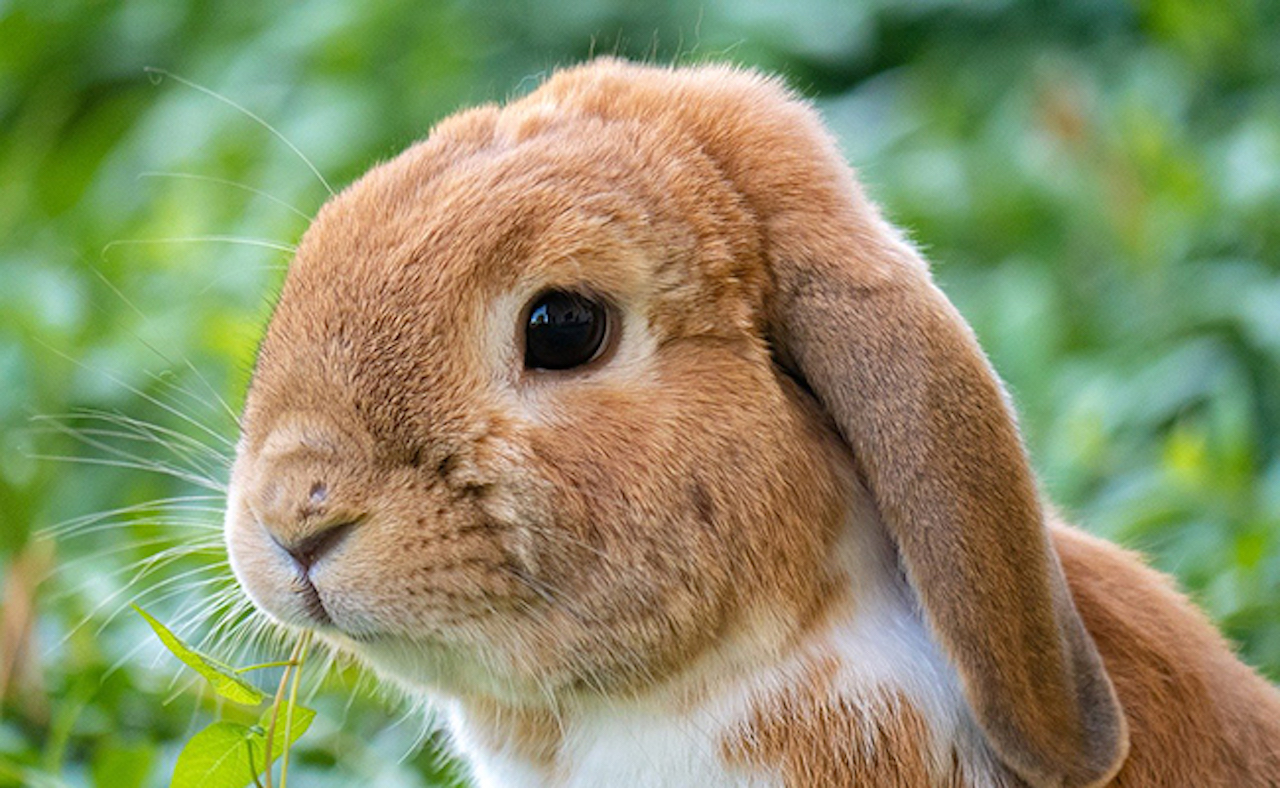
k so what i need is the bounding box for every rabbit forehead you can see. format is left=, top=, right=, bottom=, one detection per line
left=246, top=114, right=765, bottom=450
left=271, top=118, right=761, bottom=351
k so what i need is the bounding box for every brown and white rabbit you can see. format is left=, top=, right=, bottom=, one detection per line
left=223, top=59, right=1280, bottom=787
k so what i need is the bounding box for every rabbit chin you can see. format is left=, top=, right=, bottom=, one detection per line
left=323, top=630, right=520, bottom=700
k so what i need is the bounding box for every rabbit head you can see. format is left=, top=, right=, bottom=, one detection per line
left=224, top=59, right=1127, bottom=788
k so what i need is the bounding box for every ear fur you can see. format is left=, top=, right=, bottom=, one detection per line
left=532, top=59, right=1129, bottom=787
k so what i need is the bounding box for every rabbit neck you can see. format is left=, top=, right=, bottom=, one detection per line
left=443, top=507, right=1003, bottom=788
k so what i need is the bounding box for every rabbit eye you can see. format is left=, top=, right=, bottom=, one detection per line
left=524, top=290, right=608, bottom=371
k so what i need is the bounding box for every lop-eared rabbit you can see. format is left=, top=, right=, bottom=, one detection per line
left=225, top=59, right=1280, bottom=786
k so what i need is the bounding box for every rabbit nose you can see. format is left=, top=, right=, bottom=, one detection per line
left=247, top=451, right=363, bottom=573
left=270, top=520, right=355, bottom=574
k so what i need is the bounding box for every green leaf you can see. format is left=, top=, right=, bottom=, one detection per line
left=132, top=605, right=267, bottom=705
left=255, top=703, right=316, bottom=762
left=171, top=708, right=315, bottom=788
left=171, top=722, right=257, bottom=788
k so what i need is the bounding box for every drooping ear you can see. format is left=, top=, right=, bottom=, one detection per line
left=767, top=248, right=1131, bottom=788
left=534, top=60, right=1129, bottom=787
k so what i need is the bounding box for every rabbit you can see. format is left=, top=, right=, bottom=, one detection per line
left=223, top=58, right=1280, bottom=787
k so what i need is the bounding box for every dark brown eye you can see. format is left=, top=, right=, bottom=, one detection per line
left=524, top=290, right=608, bottom=371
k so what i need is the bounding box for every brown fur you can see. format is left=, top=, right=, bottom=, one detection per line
left=1056, top=527, right=1280, bottom=786
left=223, top=58, right=1280, bottom=788
left=464, top=698, right=565, bottom=773
left=721, top=657, right=967, bottom=788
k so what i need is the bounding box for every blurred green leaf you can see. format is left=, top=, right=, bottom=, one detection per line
left=92, top=740, right=155, bottom=788
left=8, top=1, right=1280, bottom=785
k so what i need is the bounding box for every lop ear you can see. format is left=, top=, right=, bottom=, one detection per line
left=535, top=60, right=1129, bottom=787
left=769, top=250, right=1130, bottom=788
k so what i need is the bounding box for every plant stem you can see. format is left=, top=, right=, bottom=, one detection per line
left=263, top=636, right=305, bottom=788
left=279, top=630, right=312, bottom=788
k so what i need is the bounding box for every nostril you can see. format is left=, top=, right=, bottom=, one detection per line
left=271, top=521, right=355, bottom=574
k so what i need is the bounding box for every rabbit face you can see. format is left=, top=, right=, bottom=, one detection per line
left=218, top=60, right=1145, bottom=787
left=225, top=109, right=855, bottom=701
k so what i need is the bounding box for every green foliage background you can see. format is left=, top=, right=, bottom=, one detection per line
left=2, top=0, right=1279, bottom=785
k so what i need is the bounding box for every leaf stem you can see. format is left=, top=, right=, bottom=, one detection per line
left=246, top=735, right=266, bottom=788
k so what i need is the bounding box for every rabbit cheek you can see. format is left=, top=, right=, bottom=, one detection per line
left=494, top=358, right=849, bottom=695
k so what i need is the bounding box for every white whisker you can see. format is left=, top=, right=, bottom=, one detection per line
left=51, top=557, right=226, bottom=654
left=101, top=571, right=232, bottom=635
left=162, top=672, right=209, bottom=707
left=32, top=411, right=226, bottom=490
left=84, top=266, right=248, bottom=431
left=137, top=360, right=243, bottom=434
left=55, top=533, right=223, bottom=574
left=31, top=453, right=224, bottom=493
left=143, top=67, right=336, bottom=197
left=34, top=339, right=237, bottom=451
left=32, top=420, right=229, bottom=482
left=54, top=408, right=232, bottom=464
left=47, top=512, right=224, bottom=542
left=182, top=590, right=252, bottom=646
left=38, top=494, right=224, bottom=539
left=102, top=236, right=297, bottom=257
left=90, top=271, right=227, bottom=419
left=138, top=171, right=314, bottom=222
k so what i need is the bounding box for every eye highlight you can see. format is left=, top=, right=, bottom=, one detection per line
left=523, top=290, right=609, bottom=371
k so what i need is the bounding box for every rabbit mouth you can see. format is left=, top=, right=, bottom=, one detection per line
left=292, top=573, right=334, bottom=627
